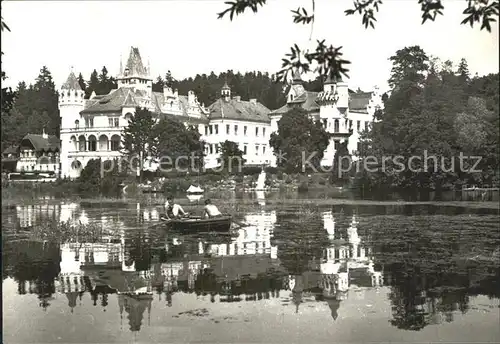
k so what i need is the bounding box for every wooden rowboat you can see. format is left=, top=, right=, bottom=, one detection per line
left=161, top=214, right=233, bottom=233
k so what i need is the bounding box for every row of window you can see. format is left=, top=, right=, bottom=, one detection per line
left=205, top=143, right=268, bottom=156
left=320, top=118, right=371, bottom=132
left=20, top=151, right=58, bottom=158
left=74, top=117, right=120, bottom=129
left=205, top=124, right=267, bottom=137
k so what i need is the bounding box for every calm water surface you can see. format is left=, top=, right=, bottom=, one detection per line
left=2, top=195, right=500, bottom=343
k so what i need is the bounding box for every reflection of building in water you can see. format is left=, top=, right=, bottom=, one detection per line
left=205, top=211, right=278, bottom=258
left=15, top=203, right=127, bottom=230
left=118, top=294, right=152, bottom=332
left=136, top=203, right=160, bottom=222
left=284, top=212, right=384, bottom=319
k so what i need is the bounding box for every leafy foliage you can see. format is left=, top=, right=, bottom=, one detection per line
left=78, top=158, right=128, bottom=194
left=155, top=116, right=205, bottom=170
left=358, top=46, right=499, bottom=189
left=218, top=140, right=245, bottom=172
left=217, top=0, right=498, bottom=82
left=269, top=107, right=329, bottom=172
left=121, top=107, right=158, bottom=169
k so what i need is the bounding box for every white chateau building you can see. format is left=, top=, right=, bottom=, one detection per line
left=58, top=46, right=382, bottom=178
left=269, top=71, right=383, bottom=167
left=59, top=47, right=273, bottom=178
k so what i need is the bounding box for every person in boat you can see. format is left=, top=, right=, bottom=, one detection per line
left=204, top=199, right=222, bottom=218
left=164, top=195, right=188, bottom=219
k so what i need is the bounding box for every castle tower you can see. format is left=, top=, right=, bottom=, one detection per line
left=221, top=80, right=231, bottom=101
left=117, top=46, right=152, bottom=95
left=59, top=68, right=85, bottom=179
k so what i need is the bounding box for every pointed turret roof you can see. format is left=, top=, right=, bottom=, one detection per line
left=221, top=80, right=230, bottom=91
left=61, top=70, right=82, bottom=91
left=291, top=68, right=302, bottom=85
left=124, top=46, right=148, bottom=78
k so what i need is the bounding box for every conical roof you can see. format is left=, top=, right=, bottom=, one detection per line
left=61, top=71, right=82, bottom=91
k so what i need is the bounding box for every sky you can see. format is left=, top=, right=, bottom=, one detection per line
left=2, top=0, right=498, bottom=93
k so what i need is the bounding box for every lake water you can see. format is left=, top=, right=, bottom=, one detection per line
left=2, top=194, right=500, bottom=343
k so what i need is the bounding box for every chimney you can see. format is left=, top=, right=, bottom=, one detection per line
left=249, top=98, right=257, bottom=104
left=42, top=128, right=48, bottom=139
left=234, top=96, right=241, bottom=102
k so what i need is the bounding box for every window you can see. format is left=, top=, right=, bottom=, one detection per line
left=262, top=146, right=266, bottom=155
left=263, top=128, right=266, bottom=137
left=244, top=126, right=247, bottom=136
left=255, top=127, right=259, bottom=137
left=243, top=145, right=247, bottom=154
left=255, top=145, right=259, bottom=155
left=349, top=120, right=353, bottom=129
left=205, top=126, right=208, bottom=136
left=215, top=125, right=219, bottom=135
left=114, top=118, right=119, bottom=127
left=357, top=120, right=361, bottom=131
left=323, top=119, right=327, bottom=128
left=334, top=119, right=339, bottom=133
left=75, top=120, right=79, bottom=129
left=109, top=118, right=113, bottom=127
left=209, top=145, right=213, bottom=154
left=334, top=140, right=340, bottom=150
left=85, top=117, right=94, bottom=128
left=365, top=121, right=369, bottom=131
left=226, top=124, right=230, bottom=135
left=209, top=125, right=213, bottom=135
left=234, top=125, right=238, bottom=135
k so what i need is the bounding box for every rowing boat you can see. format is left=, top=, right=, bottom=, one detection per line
left=161, top=214, right=233, bottom=233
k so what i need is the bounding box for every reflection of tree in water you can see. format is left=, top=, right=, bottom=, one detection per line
left=125, top=230, right=152, bottom=271
left=273, top=211, right=329, bottom=274
left=370, top=218, right=500, bottom=331
left=3, top=241, right=61, bottom=310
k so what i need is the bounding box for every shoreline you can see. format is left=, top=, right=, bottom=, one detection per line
left=2, top=195, right=498, bottom=210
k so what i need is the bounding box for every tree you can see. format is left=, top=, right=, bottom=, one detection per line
left=456, top=58, right=470, bottom=83
left=218, top=140, right=245, bottom=173
left=154, top=116, right=204, bottom=170
left=217, top=0, right=498, bottom=82
left=85, top=69, right=99, bottom=98
left=77, top=73, right=86, bottom=93
left=33, top=66, right=59, bottom=136
left=358, top=46, right=463, bottom=190
left=269, top=107, right=329, bottom=172
left=121, top=108, right=158, bottom=174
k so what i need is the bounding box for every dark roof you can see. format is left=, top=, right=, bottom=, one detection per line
left=124, top=46, right=148, bottom=78
left=349, top=92, right=372, bottom=112
left=20, top=134, right=60, bottom=152
left=270, top=91, right=320, bottom=115
left=160, top=112, right=209, bottom=125
left=81, top=88, right=130, bottom=114
left=61, top=71, right=82, bottom=91
left=207, top=98, right=271, bottom=123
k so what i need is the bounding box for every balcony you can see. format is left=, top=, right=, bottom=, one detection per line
left=61, top=126, right=124, bottom=134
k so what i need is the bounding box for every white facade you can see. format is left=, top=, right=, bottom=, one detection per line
left=59, top=47, right=273, bottom=178
left=201, top=118, right=273, bottom=168
left=269, top=75, right=383, bottom=168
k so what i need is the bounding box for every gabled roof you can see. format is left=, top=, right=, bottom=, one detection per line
left=270, top=91, right=320, bottom=115
left=61, top=71, right=82, bottom=91
left=207, top=98, right=271, bottom=123
left=20, top=134, right=60, bottom=152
